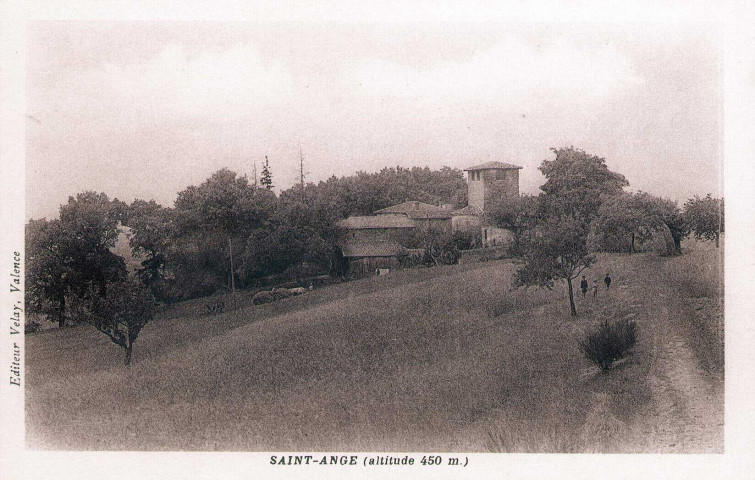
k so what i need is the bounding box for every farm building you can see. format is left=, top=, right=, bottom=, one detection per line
left=336, top=214, right=416, bottom=275
left=336, top=161, right=524, bottom=273
left=374, top=201, right=453, bottom=236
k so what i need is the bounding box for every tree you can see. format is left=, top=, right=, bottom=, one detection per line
left=25, top=192, right=126, bottom=327
left=25, top=219, right=75, bottom=327
left=58, top=192, right=127, bottom=297
left=168, top=169, right=279, bottom=298
left=593, top=193, right=653, bottom=253
left=515, top=215, right=594, bottom=317
left=68, top=279, right=155, bottom=366
left=645, top=195, right=689, bottom=254
left=124, top=199, right=174, bottom=297
left=593, top=192, right=688, bottom=255
left=238, top=226, right=332, bottom=283
left=538, top=147, right=628, bottom=221
left=485, top=194, right=539, bottom=255
left=261, top=156, right=274, bottom=191
left=410, top=224, right=456, bottom=266
left=684, top=194, right=724, bottom=247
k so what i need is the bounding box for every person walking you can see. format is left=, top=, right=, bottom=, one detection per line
left=580, top=275, right=588, bottom=298
left=592, top=280, right=599, bottom=298
left=604, top=273, right=612, bottom=290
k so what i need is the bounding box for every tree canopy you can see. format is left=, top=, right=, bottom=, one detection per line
left=538, top=146, right=628, bottom=220
left=26, top=192, right=127, bottom=326
left=684, top=194, right=724, bottom=247
left=515, top=214, right=594, bottom=316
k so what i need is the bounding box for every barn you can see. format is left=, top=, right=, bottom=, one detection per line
left=336, top=214, right=416, bottom=276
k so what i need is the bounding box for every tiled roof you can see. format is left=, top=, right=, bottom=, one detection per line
left=452, top=205, right=483, bottom=216
left=342, top=242, right=404, bottom=258
left=374, top=201, right=452, bottom=219
left=464, top=161, right=523, bottom=171
left=336, top=214, right=416, bottom=229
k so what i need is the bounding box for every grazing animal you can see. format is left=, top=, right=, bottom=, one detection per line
left=288, top=287, right=307, bottom=296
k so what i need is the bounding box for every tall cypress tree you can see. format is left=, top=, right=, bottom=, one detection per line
left=260, top=155, right=274, bottom=191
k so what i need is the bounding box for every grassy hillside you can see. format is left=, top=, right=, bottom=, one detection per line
left=26, top=240, right=723, bottom=452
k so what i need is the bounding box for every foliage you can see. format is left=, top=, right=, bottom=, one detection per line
left=68, top=279, right=155, bottom=366
left=239, top=226, right=332, bottom=282
left=485, top=194, right=539, bottom=255
left=450, top=229, right=482, bottom=251
left=645, top=195, right=689, bottom=254
left=124, top=199, right=173, bottom=297
left=25, top=319, right=42, bottom=334
left=684, top=194, right=724, bottom=247
left=25, top=192, right=127, bottom=327
left=592, top=192, right=688, bottom=255
left=411, top=224, right=456, bottom=266
left=278, top=166, right=466, bottom=226
left=538, top=147, right=628, bottom=220
left=579, top=319, right=637, bottom=371
left=515, top=215, right=594, bottom=316
left=260, top=156, right=274, bottom=190
left=173, top=168, right=277, bottom=236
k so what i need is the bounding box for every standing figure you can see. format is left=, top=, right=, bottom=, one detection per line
left=592, top=280, right=599, bottom=298
left=604, top=273, right=612, bottom=290
left=580, top=275, right=588, bottom=298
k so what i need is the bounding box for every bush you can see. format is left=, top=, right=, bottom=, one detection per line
left=579, top=319, right=637, bottom=371
left=252, top=291, right=275, bottom=305
left=25, top=319, right=42, bottom=334
left=204, top=299, right=225, bottom=315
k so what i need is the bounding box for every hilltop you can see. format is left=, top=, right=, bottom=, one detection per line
left=25, top=240, right=723, bottom=452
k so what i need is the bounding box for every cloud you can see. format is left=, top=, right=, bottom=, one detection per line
left=66, top=43, right=298, bottom=123
left=350, top=37, right=645, bottom=104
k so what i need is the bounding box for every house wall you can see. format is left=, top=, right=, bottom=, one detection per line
left=411, top=217, right=452, bottom=236
left=348, top=256, right=400, bottom=276
left=345, top=227, right=414, bottom=246
left=451, top=214, right=482, bottom=233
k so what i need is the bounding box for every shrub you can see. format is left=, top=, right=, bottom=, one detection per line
left=204, top=299, right=225, bottom=315
left=25, top=319, right=42, bottom=334
left=579, top=319, right=637, bottom=371
left=252, top=290, right=275, bottom=305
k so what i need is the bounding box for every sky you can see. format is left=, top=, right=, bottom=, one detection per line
left=25, top=21, right=722, bottom=220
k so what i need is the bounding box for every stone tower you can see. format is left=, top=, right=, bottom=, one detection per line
left=463, top=161, right=523, bottom=213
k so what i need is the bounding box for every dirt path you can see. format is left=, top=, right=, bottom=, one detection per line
left=611, top=274, right=724, bottom=453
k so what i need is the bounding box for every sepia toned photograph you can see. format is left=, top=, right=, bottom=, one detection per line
left=19, top=15, right=728, bottom=458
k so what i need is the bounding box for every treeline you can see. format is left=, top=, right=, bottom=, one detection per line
left=484, top=147, right=724, bottom=317
left=26, top=165, right=467, bottom=327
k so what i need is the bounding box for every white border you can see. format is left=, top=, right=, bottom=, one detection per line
left=2, top=1, right=754, bottom=479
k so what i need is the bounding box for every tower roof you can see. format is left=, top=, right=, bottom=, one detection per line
left=464, top=161, right=523, bottom=171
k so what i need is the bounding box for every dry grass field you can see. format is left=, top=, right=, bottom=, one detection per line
left=25, top=239, right=724, bottom=452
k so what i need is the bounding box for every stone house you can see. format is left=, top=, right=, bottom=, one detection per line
left=336, top=161, right=524, bottom=274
